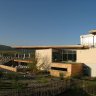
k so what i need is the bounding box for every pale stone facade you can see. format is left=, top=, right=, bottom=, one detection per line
left=77, top=48, right=96, bottom=77
left=35, top=49, right=52, bottom=70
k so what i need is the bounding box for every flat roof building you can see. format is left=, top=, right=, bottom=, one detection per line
left=1, top=29, right=96, bottom=77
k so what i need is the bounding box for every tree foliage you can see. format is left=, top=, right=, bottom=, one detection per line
left=28, top=53, right=39, bottom=74
left=28, top=53, right=50, bottom=74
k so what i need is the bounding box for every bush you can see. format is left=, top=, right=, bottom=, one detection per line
left=0, top=71, right=3, bottom=78
left=37, top=70, right=50, bottom=75
left=12, top=81, right=28, bottom=90
left=37, top=77, right=49, bottom=83
left=59, top=72, right=64, bottom=80
left=4, top=72, right=19, bottom=80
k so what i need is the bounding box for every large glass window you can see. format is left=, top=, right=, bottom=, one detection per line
left=52, top=49, right=62, bottom=62
left=52, top=49, right=76, bottom=62
left=62, top=49, right=76, bottom=62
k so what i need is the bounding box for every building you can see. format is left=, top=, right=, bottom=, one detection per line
left=13, top=45, right=87, bottom=77
left=1, top=29, right=96, bottom=77
left=32, top=29, right=96, bottom=77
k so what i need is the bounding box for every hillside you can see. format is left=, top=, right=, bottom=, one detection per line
left=0, top=45, right=14, bottom=51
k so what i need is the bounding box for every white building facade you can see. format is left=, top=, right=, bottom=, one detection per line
left=80, top=30, right=96, bottom=47
left=78, top=29, right=96, bottom=77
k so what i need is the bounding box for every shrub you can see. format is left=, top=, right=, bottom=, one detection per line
left=0, top=71, right=3, bottom=78
left=59, top=72, right=64, bottom=80
left=5, top=72, right=19, bottom=81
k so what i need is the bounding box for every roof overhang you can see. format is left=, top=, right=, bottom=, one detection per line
left=12, top=45, right=89, bottom=49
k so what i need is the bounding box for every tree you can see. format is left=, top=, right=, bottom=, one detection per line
left=28, top=53, right=51, bottom=74
left=28, top=53, right=39, bottom=74
left=38, top=56, right=50, bottom=71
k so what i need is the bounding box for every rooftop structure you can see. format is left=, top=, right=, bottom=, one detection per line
left=80, top=29, right=96, bottom=47
left=89, top=29, right=96, bottom=35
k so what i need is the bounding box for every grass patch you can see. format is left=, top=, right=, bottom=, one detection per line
left=59, top=88, right=90, bottom=96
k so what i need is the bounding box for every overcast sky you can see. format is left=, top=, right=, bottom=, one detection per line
left=0, top=0, right=96, bottom=46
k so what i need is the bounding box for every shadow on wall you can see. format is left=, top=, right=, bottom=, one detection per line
left=83, top=64, right=91, bottom=76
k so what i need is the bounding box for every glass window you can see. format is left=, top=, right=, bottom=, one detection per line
left=68, top=54, right=73, bottom=61
left=62, top=50, right=76, bottom=62
left=52, top=49, right=76, bottom=62
left=63, top=54, right=67, bottom=61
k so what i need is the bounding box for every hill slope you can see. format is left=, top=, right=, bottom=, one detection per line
left=0, top=45, right=14, bottom=51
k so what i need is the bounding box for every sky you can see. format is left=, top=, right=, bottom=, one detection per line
left=0, top=0, right=96, bottom=46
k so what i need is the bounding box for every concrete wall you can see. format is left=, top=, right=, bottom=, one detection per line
left=14, top=59, right=32, bottom=63
left=71, top=63, right=83, bottom=76
left=77, top=48, right=96, bottom=77
left=35, top=49, right=52, bottom=70
left=77, top=48, right=96, bottom=64
left=50, top=63, right=83, bottom=77
left=0, top=65, right=17, bottom=72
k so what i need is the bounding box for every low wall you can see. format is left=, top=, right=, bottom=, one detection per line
left=0, top=65, right=17, bottom=72
left=14, top=59, right=32, bottom=63
left=50, top=63, right=83, bottom=77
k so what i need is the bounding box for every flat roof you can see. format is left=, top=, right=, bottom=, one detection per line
left=12, top=45, right=89, bottom=49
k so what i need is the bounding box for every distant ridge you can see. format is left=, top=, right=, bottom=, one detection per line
left=0, top=45, right=14, bottom=51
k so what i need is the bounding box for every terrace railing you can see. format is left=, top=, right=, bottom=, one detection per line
left=0, top=56, right=15, bottom=65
